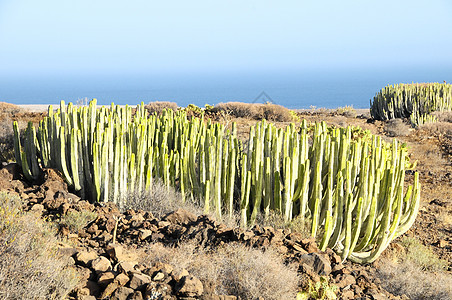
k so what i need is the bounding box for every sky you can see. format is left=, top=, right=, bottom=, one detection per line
left=1, top=0, right=452, bottom=78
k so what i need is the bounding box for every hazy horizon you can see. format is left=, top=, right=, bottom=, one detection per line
left=1, top=1, right=451, bottom=107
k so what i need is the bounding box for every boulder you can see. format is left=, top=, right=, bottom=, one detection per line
left=111, top=286, right=134, bottom=300
left=128, top=273, right=152, bottom=290
left=176, top=275, right=204, bottom=297
left=75, top=250, right=98, bottom=267
left=91, top=256, right=112, bottom=273
left=164, top=208, right=197, bottom=225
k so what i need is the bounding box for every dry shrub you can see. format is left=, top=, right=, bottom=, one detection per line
left=0, top=116, right=15, bottom=163
left=120, top=179, right=244, bottom=228
left=59, top=210, right=97, bottom=233
left=384, top=119, right=412, bottom=137
left=0, top=192, right=78, bottom=299
left=0, top=103, right=28, bottom=163
left=432, top=111, right=452, bottom=123
left=121, top=179, right=203, bottom=219
left=336, top=105, right=357, bottom=118
left=143, top=241, right=300, bottom=300
left=376, top=236, right=451, bottom=300
left=256, top=210, right=311, bottom=238
left=399, top=236, right=447, bottom=272
left=144, top=101, right=178, bottom=115
left=377, top=258, right=452, bottom=300
left=0, top=102, right=23, bottom=114
left=420, top=121, right=452, bottom=135
left=211, top=102, right=296, bottom=122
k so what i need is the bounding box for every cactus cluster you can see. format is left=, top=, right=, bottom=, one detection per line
left=13, top=99, right=420, bottom=263
left=370, top=82, right=452, bottom=126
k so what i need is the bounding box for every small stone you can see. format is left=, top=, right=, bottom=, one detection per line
left=292, top=242, right=308, bottom=254
left=331, top=262, right=345, bottom=273
left=101, top=281, right=120, bottom=298
left=138, top=229, right=153, bottom=240
left=366, top=288, right=387, bottom=300
left=153, top=272, right=165, bottom=281
left=129, top=273, right=152, bottom=290
left=30, top=203, right=44, bottom=212
left=301, top=237, right=319, bottom=253
left=341, top=290, right=355, bottom=300
left=91, top=256, right=112, bottom=273
left=129, top=291, right=144, bottom=300
left=118, top=261, right=136, bottom=274
left=299, top=253, right=332, bottom=276
left=106, top=243, right=139, bottom=263
left=111, top=286, right=134, bottom=300
left=439, top=239, right=447, bottom=248
left=78, top=296, right=96, bottom=300
left=75, top=251, right=98, bottom=267
left=172, top=268, right=190, bottom=282
left=241, top=231, right=254, bottom=241
left=336, top=274, right=356, bottom=289
left=153, top=262, right=174, bottom=275
left=176, top=275, right=204, bottom=297
left=115, top=272, right=130, bottom=286
left=97, top=271, right=115, bottom=286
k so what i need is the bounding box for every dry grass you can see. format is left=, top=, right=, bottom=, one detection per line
left=0, top=116, right=15, bottom=163
left=120, top=180, right=204, bottom=219
left=59, top=210, right=98, bottom=233
left=377, top=258, right=452, bottom=300
left=336, top=105, right=357, bottom=118
left=399, top=236, right=447, bottom=271
left=432, top=111, right=452, bottom=123
left=210, top=102, right=296, bottom=122
left=384, top=119, right=412, bottom=137
left=376, top=236, right=451, bottom=300
left=0, top=191, right=78, bottom=299
left=143, top=241, right=300, bottom=300
left=256, top=210, right=311, bottom=238
left=144, top=101, right=178, bottom=115
left=0, top=102, right=23, bottom=115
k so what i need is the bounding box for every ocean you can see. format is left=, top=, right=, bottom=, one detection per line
left=1, top=68, right=451, bottom=109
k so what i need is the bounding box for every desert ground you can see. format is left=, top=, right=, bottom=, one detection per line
left=0, top=101, right=451, bottom=300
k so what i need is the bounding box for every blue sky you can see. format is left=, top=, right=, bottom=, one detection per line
left=1, top=0, right=451, bottom=77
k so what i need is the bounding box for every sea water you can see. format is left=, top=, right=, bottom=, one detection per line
left=1, top=68, right=451, bottom=109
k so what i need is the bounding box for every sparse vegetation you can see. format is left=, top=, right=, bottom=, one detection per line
left=399, top=236, right=447, bottom=271
left=144, top=101, right=178, bottom=114
left=336, top=105, right=357, bottom=118
left=376, top=236, right=451, bottom=300
left=59, top=209, right=98, bottom=233
left=143, top=241, right=300, bottom=300
left=0, top=192, right=78, bottom=299
left=1, top=99, right=451, bottom=299
left=377, top=258, right=452, bottom=300
left=210, top=102, right=297, bottom=122
left=384, top=118, right=412, bottom=137
left=297, top=276, right=338, bottom=300
left=121, top=179, right=203, bottom=219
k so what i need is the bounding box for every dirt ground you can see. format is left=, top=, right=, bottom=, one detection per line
left=1, top=102, right=451, bottom=296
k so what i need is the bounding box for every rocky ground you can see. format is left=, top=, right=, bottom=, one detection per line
left=0, top=103, right=451, bottom=299
left=0, top=165, right=402, bottom=300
